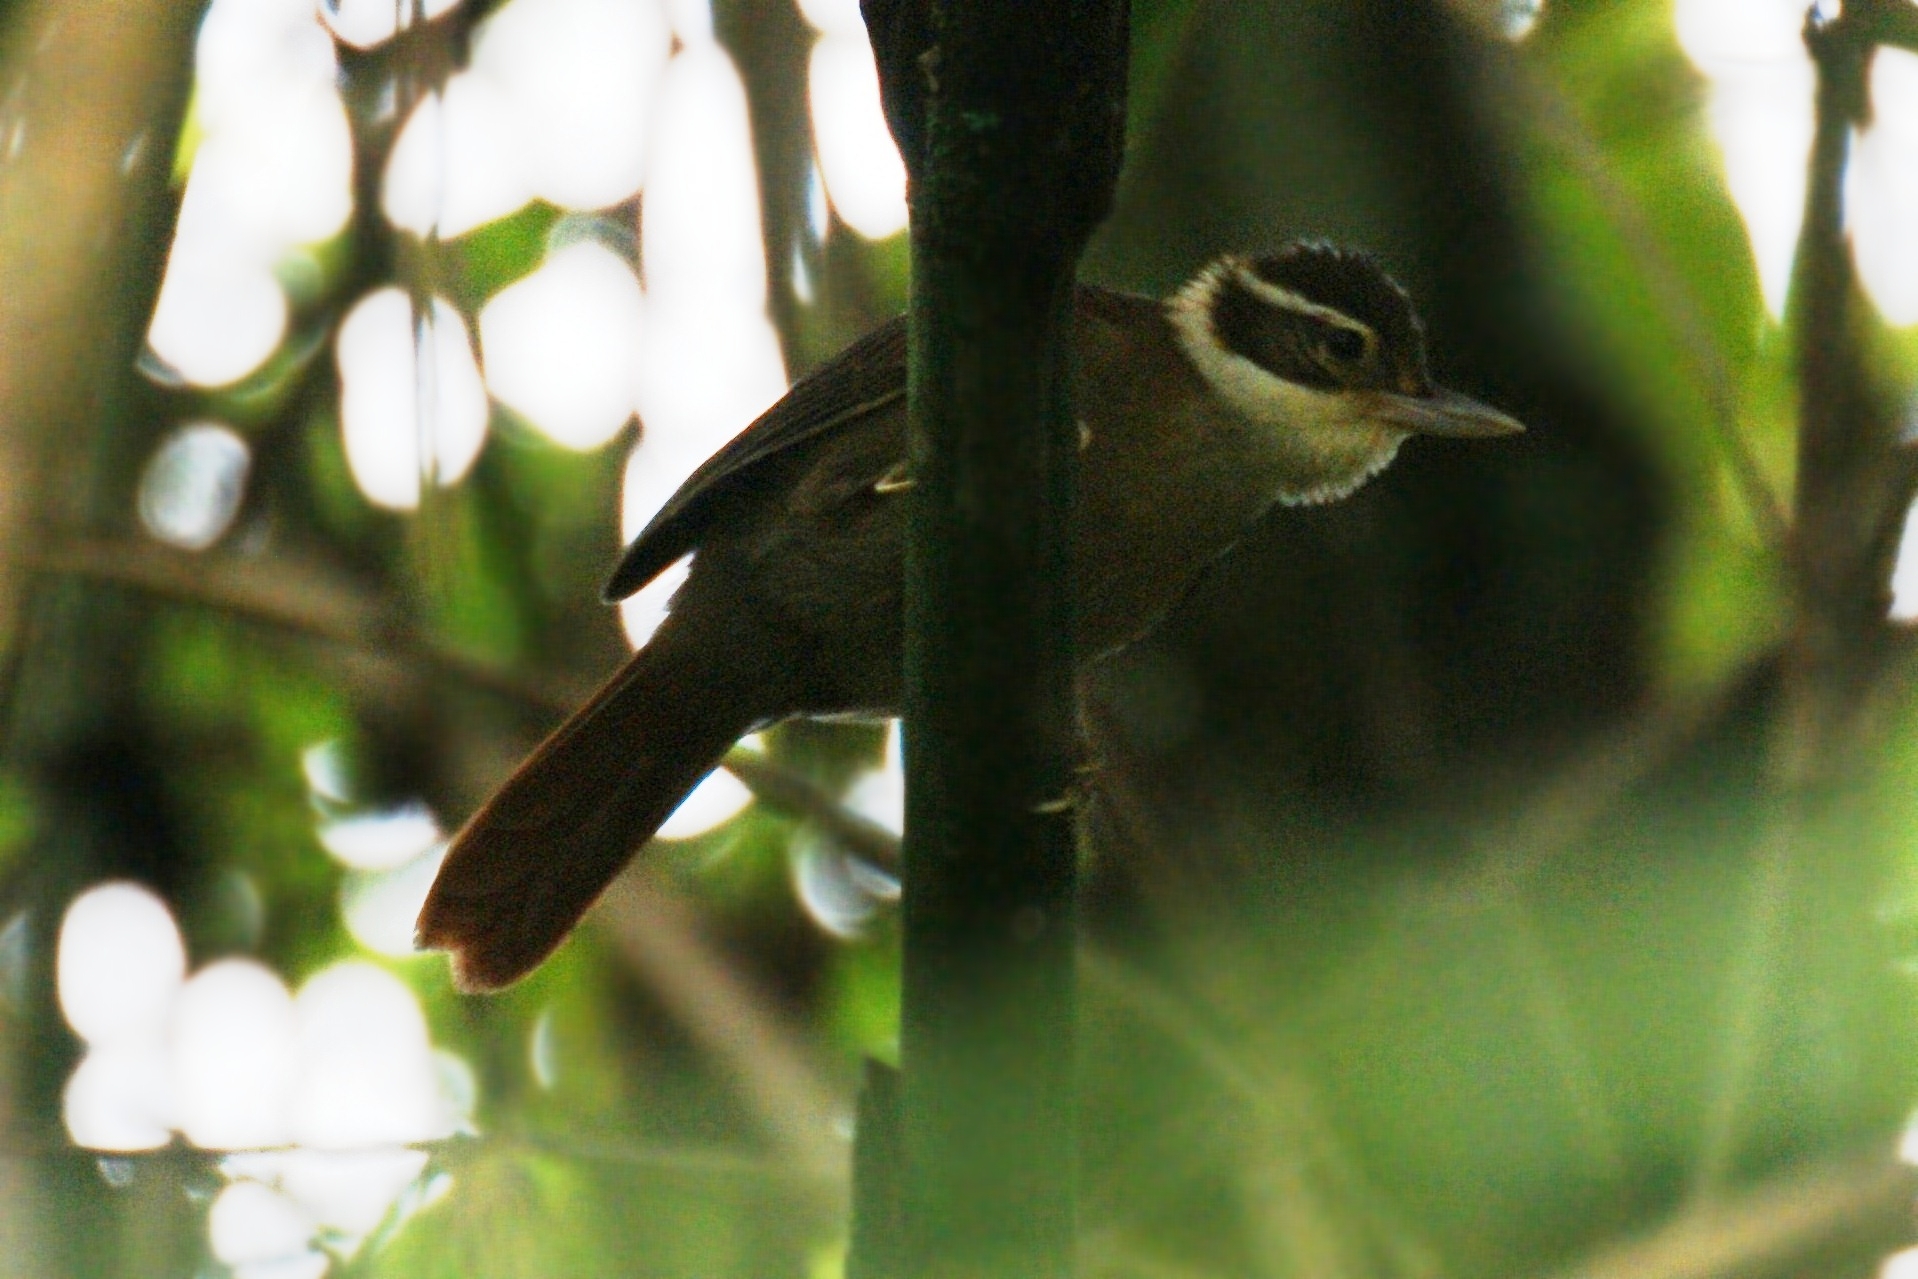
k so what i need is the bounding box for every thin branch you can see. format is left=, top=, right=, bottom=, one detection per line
left=1543, top=1147, right=1914, bottom=1279
left=27, top=539, right=899, bottom=858
left=597, top=868, right=849, bottom=1184
left=23, top=539, right=593, bottom=714
left=1850, top=0, right=1918, bottom=55
left=1497, top=53, right=1789, bottom=550
left=1690, top=0, right=1918, bottom=1210
left=723, top=746, right=900, bottom=871
left=1785, top=0, right=1918, bottom=725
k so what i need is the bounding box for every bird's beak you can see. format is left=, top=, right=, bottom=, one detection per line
left=1371, top=387, right=1526, bottom=439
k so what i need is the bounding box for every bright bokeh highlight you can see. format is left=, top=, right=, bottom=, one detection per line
left=656, top=766, right=753, bottom=840
left=481, top=240, right=646, bottom=449
left=639, top=44, right=778, bottom=317
left=317, top=801, right=442, bottom=872
left=149, top=0, right=351, bottom=385
left=791, top=831, right=897, bottom=939
left=1673, top=0, right=1814, bottom=319
left=1889, top=499, right=1918, bottom=623
left=58, top=883, right=187, bottom=1048
left=217, top=1147, right=437, bottom=1278
left=470, top=0, right=672, bottom=211
left=339, top=844, right=450, bottom=959
left=791, top=723, right=901, bottom=938
left=1848, top=48, right=1918, bottom=325
left=1676, top=0, right=1918, bottom=324
left=383, top=77, right=531, bottom=239
left=319, top=0, right=462, bottom=50
left=844, top=719, right=905, bottom=836
left=291, top=963, right=447, bottom=1148
left=807, top=32, right=908, bottom=239
left=301, top=741, right=352, bottom=805
left=63, top=1044, right=175, bottom=1152
left=56, top=885, right=471, bottom=1182
left=795, top=0, right=862, bottom=36
left=621, top=37, right=787, bottom=645
left=336, top=290, right=489, bottom=511
left=209, top=1179, right=321, bottom=1274
left=139, top=423, right=251, bottom=551
left=173, top=960, right=300, bottom=1149
left=383, top=0, right=674, bottom=236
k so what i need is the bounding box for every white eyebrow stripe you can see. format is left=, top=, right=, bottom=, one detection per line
left=1228, top=264, right=1379, bottom=356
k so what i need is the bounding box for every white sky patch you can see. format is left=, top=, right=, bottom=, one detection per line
left=470, top=0, right=672, bottom=212
left=149, top=0, right=351, bottom=386
left=139, top=424, right=251, bottom=551
left=336, top=290, right=489, bottom=511
left=655, top=766, right=753, bottom=840
left=218, top=1146, right=435, bottom=1275
left=616, top=550, right=691, bottom=649
left=318, top=0, right=462, bottom=50
left=382, top=0, right=672, bottom=236
left=148, top=239, right=290, bottom=388
left=173, top=960, right=300, bottom=1151
left=208, top=1179, right=319, bottom=1272
left=843, top=719, right=904, bottom=836
left=56, top=881, right=469, bottom=1272
left=382, top=77, right=531, bottom=239
left=290, top=963, right=448, bottom=1148
left=662, top=0, right=713, bottom=42
left=315, top=795, right=450, bottom=961
left=641, top=43, right=778, bottom=316
left=481, top=241, right=646, bottom=449
left=340, top=841, right=450, bottom=959
left=620, top=39, right=786, bottom=647
left=57, top=890, right=470, bottom=1150
left=1673, top=0, right=1814, bottom=319
left=1888, top=498, right=1918, bottom=622
left=58, top=884, right=186, bottom=1049
left=1848, top=48, right=1918, bottom=326
left=1884, top=1248, right=1918, bottom=1279
left=795, top=0, right=865, bottom=38
left=63, top=1045, right=176, bottom=1152
left=317, top=800, right=442, bottom=872
left=808, top=32, right=908, bottom=240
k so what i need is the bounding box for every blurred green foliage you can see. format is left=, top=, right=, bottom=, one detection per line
left=5, top=0, right=1918, bottom=1276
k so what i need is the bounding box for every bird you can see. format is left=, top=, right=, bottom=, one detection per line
left=416, top=242, right=1526, bottom=992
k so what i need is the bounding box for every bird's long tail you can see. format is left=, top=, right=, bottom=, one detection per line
left=417, top=592, right=788, bottom=991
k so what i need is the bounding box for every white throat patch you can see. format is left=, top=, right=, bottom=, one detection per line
left=1166, top=257, right=1408, bottom=507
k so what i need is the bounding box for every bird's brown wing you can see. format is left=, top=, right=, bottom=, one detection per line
left=603, top=314, right=909, bottom=601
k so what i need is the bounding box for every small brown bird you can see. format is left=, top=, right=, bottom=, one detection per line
left=417, top=243, right=1525, bottom=991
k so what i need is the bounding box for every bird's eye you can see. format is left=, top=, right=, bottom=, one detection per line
left=1322, top=327, right=1368, bottom=365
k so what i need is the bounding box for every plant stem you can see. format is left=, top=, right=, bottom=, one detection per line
left=865, top=0, right=1126, bottom=1274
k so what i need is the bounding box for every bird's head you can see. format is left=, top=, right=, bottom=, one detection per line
left=1169, top=243, right=1524, bottom=505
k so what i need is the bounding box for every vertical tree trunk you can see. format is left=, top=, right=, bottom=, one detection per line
left=0, top=0, right=205, bottom=1272
left=860, top=1, right=1126, bottom=1275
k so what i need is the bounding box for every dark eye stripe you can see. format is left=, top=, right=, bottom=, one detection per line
left=1211, top=275, right=1398, bottom=391
left=1212, top=277, right=1342, bottom=390
left=1319, top=323, right=1371, bottom=366
left=1247, top=244, right=1434, bottom=396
